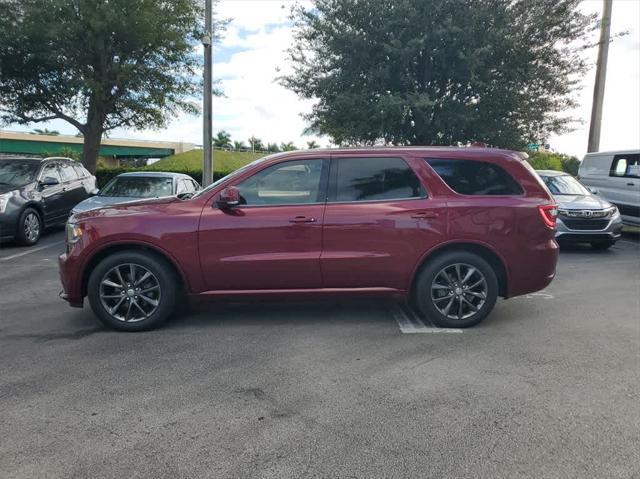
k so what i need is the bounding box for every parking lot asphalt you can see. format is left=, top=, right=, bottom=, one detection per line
left=1, top=230, right=639, bottom=479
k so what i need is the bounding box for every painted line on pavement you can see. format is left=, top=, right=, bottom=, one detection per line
left=389, top=302, right=463, bottom=334
left=0, top=241, right=64, bottom=262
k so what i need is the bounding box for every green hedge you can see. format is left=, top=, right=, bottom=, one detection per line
left=95, top=168, right=232, bottom=188
left=526, top=151, right=580, bottom=176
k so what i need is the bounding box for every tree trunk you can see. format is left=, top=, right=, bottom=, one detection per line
left=81, top=99, right=106, bottom=174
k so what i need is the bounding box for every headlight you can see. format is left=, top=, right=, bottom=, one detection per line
left=606, top=205, right=619, bottom=217
left=0, top=193, right=10, bottom=214
left=66, top=221, right=83, bottom=248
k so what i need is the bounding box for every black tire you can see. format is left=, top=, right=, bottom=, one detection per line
left=414, top=251, right=498, bottom=328
left=16, top=208, right=42, bottom=246
left=591, top=241, right=614, bottom=250
left=87, top=251, right=177, bottom=331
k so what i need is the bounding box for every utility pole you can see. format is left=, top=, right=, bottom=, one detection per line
left=202, top=0, right=213, bottom=186
left=587, top=0, right=613, bottom=153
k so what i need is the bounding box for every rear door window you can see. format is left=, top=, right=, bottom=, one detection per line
left=610, top=154, right=640, bottom=178
left=426, top=159, right=523, bottom=195
left=331, top=157, right=425, bottom=202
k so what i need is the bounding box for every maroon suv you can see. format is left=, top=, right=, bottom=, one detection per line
left=59, top=147, right=559, bottom=331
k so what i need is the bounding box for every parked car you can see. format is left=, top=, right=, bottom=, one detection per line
left=59, top=147, right=559, bottom=331
left=536, top=170, right=622, bottom=249
left=578, top=150, right=640, bottom=226
left=0, top=156, right=95, bottom=245
left=71, top=172, right=201, bottom=214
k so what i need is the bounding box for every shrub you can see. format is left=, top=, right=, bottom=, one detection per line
left=526, top=152, right=563, bottom=172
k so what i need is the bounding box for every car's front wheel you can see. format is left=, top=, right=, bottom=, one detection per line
left=16, top=208, right=42, bottom=246
left=87, top=251, right=177, bottom=331
left=414, top=251, right=498, bottom=328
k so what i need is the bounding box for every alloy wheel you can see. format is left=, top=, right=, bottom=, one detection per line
left=99, top=263, right=161, bottom=322
left=430, top=263, right=488, bottom=321
left=24, top=213, right=40, bottom=242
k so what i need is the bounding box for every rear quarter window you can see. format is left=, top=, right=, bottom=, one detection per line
left=426, top=159, right=523, bottom=195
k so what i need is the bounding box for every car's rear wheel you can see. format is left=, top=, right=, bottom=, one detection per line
left=414, top=251, right=498, bottom=328
left=88, top=251, right=177, bottom=331
left=16, top=208, right=42, bottom=246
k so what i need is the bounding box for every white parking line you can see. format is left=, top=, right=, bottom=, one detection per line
left=389, top=303, right=463, bottom=334
left=0, top=241, right=64, bottom=262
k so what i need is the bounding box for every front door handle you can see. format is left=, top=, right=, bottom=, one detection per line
left=411, top=211, right=438, bottom=219
left=627, top=182, right=635, bottom=186
left=289, top=216, right=316, bottom=224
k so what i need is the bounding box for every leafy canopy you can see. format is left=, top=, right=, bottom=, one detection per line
left=282, top=0, right=596, bottom=149
left=0, top=0, right=218, bottom=171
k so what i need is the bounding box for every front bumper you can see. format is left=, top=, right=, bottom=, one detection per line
left=555, top=215, right=623, bottom=243
left=59, top=251, right=84, bottom=307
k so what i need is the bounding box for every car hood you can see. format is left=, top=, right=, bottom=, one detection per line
left=72, top=195, right=146, bottom=213
left=72, top=196, right=179, bottom=220
left=0, top=184, right=22, bottom=195
left=553, top=194, right=612, bottom=210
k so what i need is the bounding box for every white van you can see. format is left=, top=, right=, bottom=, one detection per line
left=579, top=150, right=640, bottom=226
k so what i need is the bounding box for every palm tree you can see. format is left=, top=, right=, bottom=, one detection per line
left=213, top=130, right=232, bottom=149
left=280, top=141, right=297, bottom=151
left=248, top=136, right=264, bottom=152
left=31, top=128, right=60, bottom=136
left=306, top=140, right=319, bottom=149
left=233, top=140, right=246, bottom=151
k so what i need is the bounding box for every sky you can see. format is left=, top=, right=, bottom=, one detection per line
left=6, top=0, right=640, bottom=158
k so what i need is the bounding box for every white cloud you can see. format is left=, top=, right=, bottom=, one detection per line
left=549, top=0, right=640, bottom=158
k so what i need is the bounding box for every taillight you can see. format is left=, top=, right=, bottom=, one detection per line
left=538, top=204, right=558, bottom=229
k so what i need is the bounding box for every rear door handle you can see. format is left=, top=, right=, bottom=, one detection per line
left=627, top=182, right=635, bottom=186
left=289, top=216, right=316, bottom=224
left=411, top=211, right=438, bottom=219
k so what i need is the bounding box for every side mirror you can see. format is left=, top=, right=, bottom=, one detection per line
left=588, top=187, right=598, bottom=195
left=217, top=186, right=240, bottom=209
left=39, top=176, right=60, bottom=188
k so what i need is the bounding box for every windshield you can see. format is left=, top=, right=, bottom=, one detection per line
left=100, top=176, right=174, bottom=198
left=0, top=160, right=40, bottom=187
left=541, top=175, right=590, bottom=196
left=191, top=155, right=271, bottom=199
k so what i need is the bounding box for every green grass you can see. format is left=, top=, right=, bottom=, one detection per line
left=148, top=149, right=264, bottom=173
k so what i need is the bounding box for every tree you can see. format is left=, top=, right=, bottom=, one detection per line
left=267, top=142, right=281, bottom=153
left=280, top=142, right=297, bottom=151
left=306, top=140, right=319, bottom=149
left=248, top=136, right=264, bottom=151
left=0, top=0, right=222, bottom=173
left=282, top=0, right=596, bottom=149
left=30, top=128, right=60, bottom=136
left=233, top=140, right=246, bottom=151
left=213, top=130, right=232, bottom=149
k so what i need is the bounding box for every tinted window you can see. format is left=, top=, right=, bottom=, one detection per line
left=40, top=163, right=62, bottom=182
left=236, top=159, right=325, bottom=205
left=427, top=159, right=523, bottom=195
left=610, top=154, right=640, bottom=178
left=60, top=163, right=78, bottom=181
left=100, top=176, right=174, bottom=198
left=334, top=157, right=425, bottom=202
left=0, top=160, right=40, bottom=187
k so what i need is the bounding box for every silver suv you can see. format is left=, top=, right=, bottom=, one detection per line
left=537, top=170, right=623, bottom=250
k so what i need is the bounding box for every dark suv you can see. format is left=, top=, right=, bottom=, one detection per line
left=0, top=156, right=96, bottom=245
left=59, top=147, right=559, bottom=331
